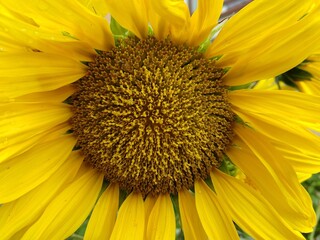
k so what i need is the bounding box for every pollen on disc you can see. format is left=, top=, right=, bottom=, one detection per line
left=71, top=37, right=234, bottom=196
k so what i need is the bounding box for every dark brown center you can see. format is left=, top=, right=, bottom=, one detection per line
left=71, top=36, right=234, bottom=196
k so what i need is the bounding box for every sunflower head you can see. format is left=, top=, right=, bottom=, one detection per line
left=1, top=0, right=320, bottom=239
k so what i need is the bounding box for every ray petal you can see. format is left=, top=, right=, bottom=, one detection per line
left=0, top=134, right=76, bottom=203
left=150, top=0, right=190, bottom=43
left=211, top=170, right=305, bottom=239
left=195, top=179, right=239, bottom=239
left=230, top=124, right=316, bottom=232
left=1, top=0, right=114, bottom=51
left=187, top=0, right=223, bottom=46
left=110, top=193, right=145, bottom=240
left=207, top=0, right=315, bottom=58
left=21, top=166, right=103, bottom=240
left=84, top=183, right=119, bottom=240
left=0, top=103, right=72, bottom=154
left=0, top=151, right=83, bottom=239
left=146, top=194, right=175, bottom=240
left=207, top=1, right=320, bottom=85
left=0, top=52, right=86, bottom=99
left=178, top=189, right=207, bottom=240
left=106, top=0, right=148, bottom=39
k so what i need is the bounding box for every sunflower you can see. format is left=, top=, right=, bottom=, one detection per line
left=1, top=0, right=320, bottom=239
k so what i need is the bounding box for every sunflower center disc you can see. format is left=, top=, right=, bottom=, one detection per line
left=71, top=37, right=234, bottom=196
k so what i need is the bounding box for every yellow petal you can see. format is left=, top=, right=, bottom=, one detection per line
left=233, top=110, right=320, bottom=175
left=2, top=0, right=114, bottom=51
left=296, top=80, right=320, bottom=96
left=0, top=52, right=86, bottom=99
left=231, top=102, right=320, bottom=157
left=14, top=85, right=75, bottom=103
left=0, top=134, right=76, bottom=203
left=0, top=7, right=97, bottom=60
left=144, top=195, right=157, bottom=238
left=207, top=1, right=320, bottom=85
left=211, top=170, right=305, bottom=239
left=297, top=173, right=312, bottom=182
left=150, top=0, right=190, bottom=43
left=106, top=0, right=148, bottom=39
left=34, top=40, right=97, bottom=62
left=146, top=194, right=175, bottom=240
left=21, top=166, right=103, bottom=240
left=10, top=229, right=27, bottom=240
left=194, top=179, right=239, bottom=239
left=0, top=103, right=72, bottom=153
left=0, top=206, right=28, bottom=238
left=301, top=59, right=320, bottom=81
left=0, top=151, right=83, bottom=239
left=144, top=195, right=157, bottom=221
left=207, top=0, right=315, bottom=58
left=146, top=0, right=170, bottom=40
left=0, top=123, right=70, bottom=164
left=276, top=144, right=320, bottom=174
left=110, top=193, right=145, bottom=240
left=229, top=90, right=320, bottom=126
left=187, top=0, right=223, bottom=46
left=232, top=124, right=316, bottom=232
left=78, top=0, right=109, bottom=16
left=84, top=183, right=119, bottom=240
left=150, top=0, right=189, bottom=27
left=0, top=5, right=38, bottom=52
left=0, top=204, right=15, bottom=227
left=178, top=189, right=207, bottom=240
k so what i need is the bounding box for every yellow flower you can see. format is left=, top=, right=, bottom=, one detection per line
left=1, top=0, right=320, bottom=239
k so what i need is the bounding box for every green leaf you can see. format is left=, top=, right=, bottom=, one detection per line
left=286, top=67, right=313, bottom=81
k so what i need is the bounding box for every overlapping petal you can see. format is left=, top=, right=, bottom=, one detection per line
left=0, top=103, right=72, bottom=155
left=1, top=0, right=114, bottom=51
left=149, top=0, right=190, bottom=43
left=84, top=184, right=119, bottom=240
left=207, top=0, right=320, bottom=85
left=230, top=89, right=320, bottom=131
left=195, top=179, right=239, bottom=239
left=0, top=6, right=97, bottom=60
left=186, top=0, right=223, bottom=46
left=110, top=193, right=145, bottom=239
left=211, top=170, right=305, bottom=239
left=146, top=194, right=175, bottom=239
left=14, top=85, right=75, bottom=103
left=0, top=151, right=83, bottom=239
left=0, top=52, right=86, bottom=99
left=178, top=189, right=207, bottom=240
left=207, top=0, right=316, bottom=57
left=105, top=0, right=148, bottom=39
left=21, top=166, right=103, bottom=240
left=231, top=124, right=316, bottom=232
left=0, top=134, right=76, bottom=203
left=77, top=0, right=109, bottom=16
left=0, top=123, right=70, bottom=164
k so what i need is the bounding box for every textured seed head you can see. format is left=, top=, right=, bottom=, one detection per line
left=71, top=37, right=234, bottom=196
